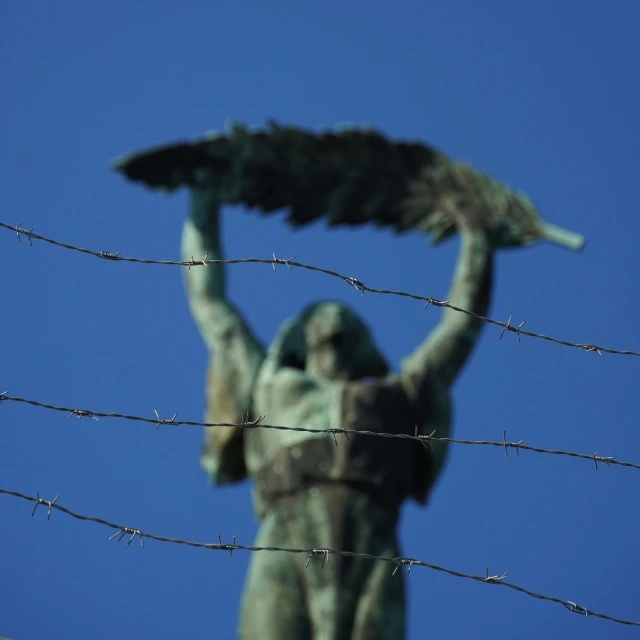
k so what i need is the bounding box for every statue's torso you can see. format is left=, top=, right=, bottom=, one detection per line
left=247, top=367, right=427, bottom=517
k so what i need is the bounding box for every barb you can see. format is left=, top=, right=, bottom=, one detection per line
left=14, top=221, right=33, bottom=245
left=3, top=393, right=640, bottom=472
left=1, top=221, right=637, bottom=358
left=503, top=431, right=524, bottom=458
left=218, top=534, right=237, bottom=557
left=306, top=549, right=330, bottom=569
left=1, top=487, right=636, bottom=627
left=565, top=601, right=590, bottom=616
left=68, top=409, right=99, bottom=421
left=109, top=527, right=145, bottom=547
left=272, top=253, right=295, bottom=271
left=499, top=315, right=525, bottom=342
left=392, top=558, right=417, bottom=578
left=325, top=428, right=351, bottom=447
left=154, top=410, right=178, bottom=430
left=31, top=491, right=60, bottom=520
left=485, top=568, right=509, bottom=584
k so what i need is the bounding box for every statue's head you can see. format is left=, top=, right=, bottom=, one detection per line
left=269, top=301, right=389, bottom=381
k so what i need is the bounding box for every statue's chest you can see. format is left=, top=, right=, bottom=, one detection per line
left=251, top=373, right=418, bottom=452
left=338, top=380, right=416, bottom=436
left=250, top=377, right=422, bottom=515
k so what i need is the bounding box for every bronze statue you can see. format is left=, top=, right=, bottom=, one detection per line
left=112, top=121, right=584, bottom=639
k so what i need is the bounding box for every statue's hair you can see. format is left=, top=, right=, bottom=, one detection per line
left=267, top=300, right=390, bottom=378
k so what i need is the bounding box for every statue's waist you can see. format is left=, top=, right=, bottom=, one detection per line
left=253, top=436, right=418, bottom=512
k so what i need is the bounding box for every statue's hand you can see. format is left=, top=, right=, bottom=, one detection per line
left=190, top=187, right=221, bottom=236
left=440, top=193, right=528, bottom=250
left=435, top=190, right=584, bottom=252
left=413, top=162, right=584, bottom=252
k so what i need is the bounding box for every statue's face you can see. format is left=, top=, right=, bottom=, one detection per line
left=303, top=302, right=371, bottom=381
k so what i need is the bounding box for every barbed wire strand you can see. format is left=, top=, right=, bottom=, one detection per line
left=1, top=487, right=637, bottom=627
left=2, top=221, right=637, bottom=358
left=2, top=392, right=638, bottom=472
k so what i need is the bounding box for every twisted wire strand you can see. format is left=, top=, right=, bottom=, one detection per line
left=2, top=221, right=637, bottom=357
left=2, top=487, right=638, bottom=627
left=2, top=393, right=638, bottom=471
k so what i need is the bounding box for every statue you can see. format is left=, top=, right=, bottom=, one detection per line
left=112, top=121, right=584, bottom=639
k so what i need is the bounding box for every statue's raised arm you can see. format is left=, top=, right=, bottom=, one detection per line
left=181, top=188, right=265, bottom=485
left=400, top=229, right=493, bottom=395
left=399, top=158, right=583, bottom=396
left=396, top=221, right=494, bottom=498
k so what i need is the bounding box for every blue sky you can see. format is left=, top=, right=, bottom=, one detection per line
left=1, top=2, right=639, bottom=638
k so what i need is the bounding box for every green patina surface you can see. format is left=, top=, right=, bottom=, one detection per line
left=113, top=122, right=584, bottom=638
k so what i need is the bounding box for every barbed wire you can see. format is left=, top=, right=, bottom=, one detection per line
left=3, top=222, right=638, bottom=631
left=2, top=392, right=638, bottom=472
left=2, top=220, right=637, bottom=358
left=1, top=487, right=637, bottom=628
